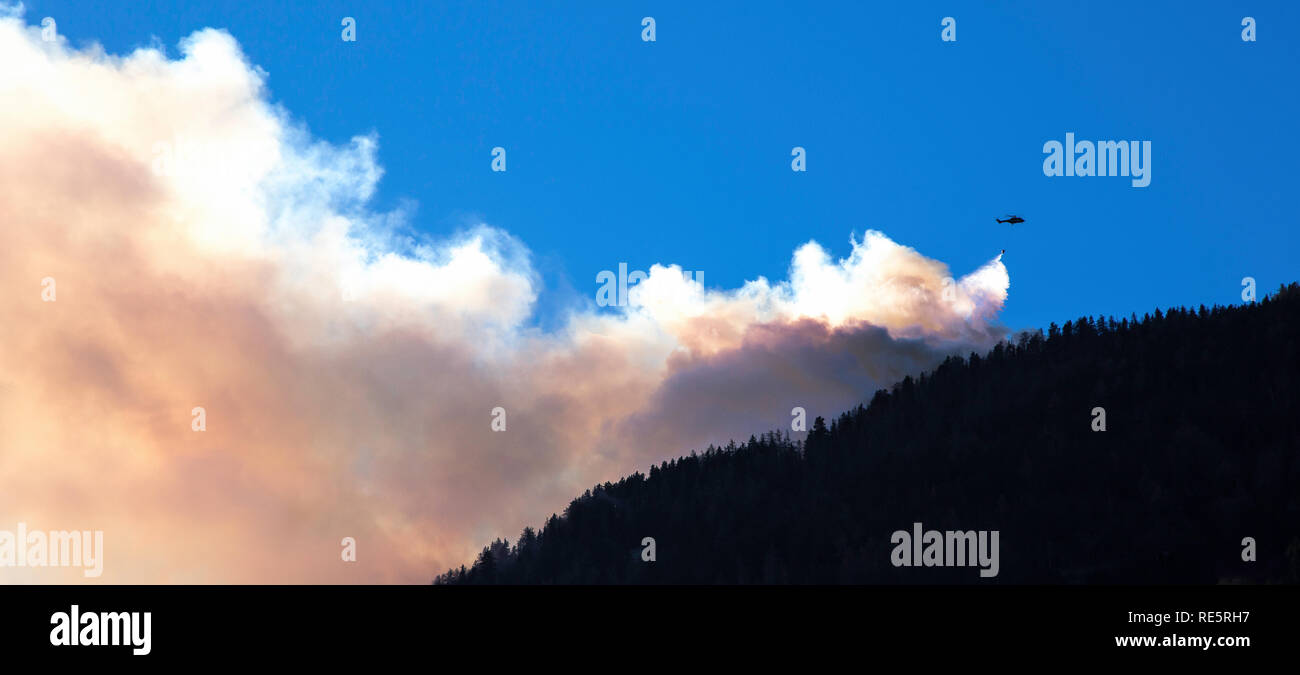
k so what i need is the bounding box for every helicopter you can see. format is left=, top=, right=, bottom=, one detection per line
left=996, top=215, right=1025, bottom=225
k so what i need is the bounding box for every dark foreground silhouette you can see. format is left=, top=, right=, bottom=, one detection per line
left=437, top=284, right=1300, bottom=584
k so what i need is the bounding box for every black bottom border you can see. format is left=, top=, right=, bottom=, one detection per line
left=1, top=584, right=1291, bottom=662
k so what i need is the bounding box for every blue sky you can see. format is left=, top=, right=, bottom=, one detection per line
left=24, top=0, right=1299, bottom=333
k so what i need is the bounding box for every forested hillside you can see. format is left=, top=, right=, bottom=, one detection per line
left=437, top=284, right=1300, bottom=584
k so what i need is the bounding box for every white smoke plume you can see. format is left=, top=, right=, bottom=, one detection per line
left=0, top=14, right=1009, bottom=582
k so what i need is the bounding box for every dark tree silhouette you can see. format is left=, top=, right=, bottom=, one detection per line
left=436, top=284, right=1300, bottom=584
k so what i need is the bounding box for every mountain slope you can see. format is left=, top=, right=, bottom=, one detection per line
left=437, top=284, right=1300, bottom=584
